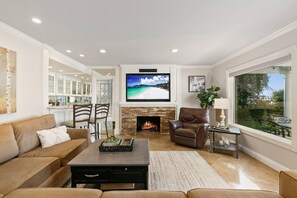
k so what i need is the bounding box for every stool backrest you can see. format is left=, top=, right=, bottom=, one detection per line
left=73, top=104, right=93, bottom=128
left=94, top=103, right=109, bottom=121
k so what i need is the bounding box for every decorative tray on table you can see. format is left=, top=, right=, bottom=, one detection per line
left=99, top=137, right=134, bottom=152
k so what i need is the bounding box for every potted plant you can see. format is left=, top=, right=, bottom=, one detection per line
left=196, top=85, right=220, bottom=108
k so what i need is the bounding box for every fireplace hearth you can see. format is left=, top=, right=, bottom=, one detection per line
left=137, top=116, right=160, bottom=132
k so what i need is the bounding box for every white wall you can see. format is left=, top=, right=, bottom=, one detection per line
left=212, top=23, right=297, bottom=170
left=177, top=66, right=212, bottom=109
left=0, top=22, right=45, bottom=124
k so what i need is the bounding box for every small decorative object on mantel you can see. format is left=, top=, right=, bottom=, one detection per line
left=99, top=136, right=134, bottom=152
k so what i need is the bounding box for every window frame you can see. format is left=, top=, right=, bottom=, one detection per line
left=226, top=46, right=297, bottom=152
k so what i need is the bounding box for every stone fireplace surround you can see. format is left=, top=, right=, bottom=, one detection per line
left=121, top=106, right=176, bottom=134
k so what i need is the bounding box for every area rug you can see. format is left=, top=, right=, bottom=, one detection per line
left=149, top=151, right=229, bottom=192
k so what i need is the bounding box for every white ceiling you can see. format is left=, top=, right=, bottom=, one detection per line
left=49, top=59, right=92, bottom=82
left=1, top=0, right=297, bottom=66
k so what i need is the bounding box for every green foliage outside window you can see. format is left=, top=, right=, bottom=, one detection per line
left=234, top=69, right=291, bottom=139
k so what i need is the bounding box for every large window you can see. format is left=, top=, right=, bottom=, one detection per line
left=234, top=62, right=292, bottom=140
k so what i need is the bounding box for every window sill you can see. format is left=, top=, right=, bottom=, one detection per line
left=230, top=123, right=297, bottom=152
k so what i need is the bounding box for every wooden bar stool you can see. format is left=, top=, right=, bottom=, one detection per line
left=89, top=103, right=110, bottom=139
left=61, top=104, right=93, bottom=128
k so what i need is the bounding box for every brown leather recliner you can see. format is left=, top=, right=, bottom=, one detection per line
left=169, top=107, right=210, bottom=148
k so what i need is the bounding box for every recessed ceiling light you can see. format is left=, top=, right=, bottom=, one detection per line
left=81, top=76, right=84, bottom=79
left=86, top=78, right=89, bottom=80
left=79, top=54, right=85, bottom=57
left=66, top=50, right=72, bottom=53
left=32, top=17, right=42, bottom=24
left=59, top=69, right=63, bottom=72
left=99, top=49, right=106, bottom=54
left=171, top=48, right=178, bottom=53
left=48, top=66, right=52, bottom=69
left=74, top=74, right=78, bottom=77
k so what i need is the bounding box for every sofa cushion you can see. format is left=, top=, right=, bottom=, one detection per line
left=4, top=188, right=102, bottom=198
left=187, top=188, right=281, bottom=198
left=12, top=114, right=57, bottom=155
left=0, top=124, right=19, bottom=163
left=101, top=190, right=187, bottom=198
left=20, top=139, right=88, bottom=166
left=37, top=126, right=71, bottom=148
left=0, top=157, right=60, bottom=195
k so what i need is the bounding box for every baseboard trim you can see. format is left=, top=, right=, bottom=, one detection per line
left=239, top=144, right=289, bottom=172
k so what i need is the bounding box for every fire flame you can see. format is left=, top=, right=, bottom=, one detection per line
left=142, top=121, right=157, bottom=130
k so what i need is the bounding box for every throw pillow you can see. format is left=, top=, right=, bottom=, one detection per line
left=36, top=126, right=70, bottom=148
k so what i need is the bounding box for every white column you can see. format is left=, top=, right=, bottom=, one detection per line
left=114, top=66, right=120, bottom=134
left=42, top=45, right=51, bottom=114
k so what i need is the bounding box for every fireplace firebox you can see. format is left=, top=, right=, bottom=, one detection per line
left=136, top=116, right=160, bottom=132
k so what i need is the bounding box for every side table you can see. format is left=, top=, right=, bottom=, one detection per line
left=209, top=127, right=241, bottom=158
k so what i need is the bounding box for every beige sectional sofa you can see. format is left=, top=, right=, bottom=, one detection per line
left=3, top=170, right=297, bottom=198
left=0, top=114, right=90, bottom=196
left=96, top=171, right=297, bottom=198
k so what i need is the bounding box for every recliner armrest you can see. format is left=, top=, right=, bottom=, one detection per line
left=195, top=123, right=210, bottom=130
left=169, top=120, right=183, bottom=130
left=67, top=128, right=91, bottom=146
left=279, top=170, right=297, bottom=198
left=168, top=120, right=183, bottom=142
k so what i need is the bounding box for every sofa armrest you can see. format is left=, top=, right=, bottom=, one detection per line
left=67, top=128, right=91, bottom=146
left=279, top=170, right=297, bottom=198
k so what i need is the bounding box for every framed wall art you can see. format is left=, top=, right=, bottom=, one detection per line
left=0, top=46, right=17, bottom=114
left=188, top=76, right=205, bottom=92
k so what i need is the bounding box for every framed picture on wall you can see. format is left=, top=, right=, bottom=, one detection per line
left=188, top=76, right=205, bottom=92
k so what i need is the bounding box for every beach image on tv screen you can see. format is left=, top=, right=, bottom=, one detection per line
left=127, top=74, right=170, bottom=100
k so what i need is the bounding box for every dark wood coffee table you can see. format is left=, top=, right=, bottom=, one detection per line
left=68, top=139, right=150, bottom=190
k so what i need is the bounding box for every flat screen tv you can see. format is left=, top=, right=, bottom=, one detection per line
left=126, top=73, right=170, bottom=102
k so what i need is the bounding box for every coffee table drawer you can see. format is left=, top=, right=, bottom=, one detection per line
left=110, top=167, right=145, bottom=182
left=75, top=168, right=109, bottom=182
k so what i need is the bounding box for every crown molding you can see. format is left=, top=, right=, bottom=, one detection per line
left=120, top=64, right=177, bottom=68
left=213, top=20, right=297, bottom=67
left=176, top=65, right=212, bottom=69
left=90, top=65, right=119, bottom=69
left=0, top=21, right=42, bottom=46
